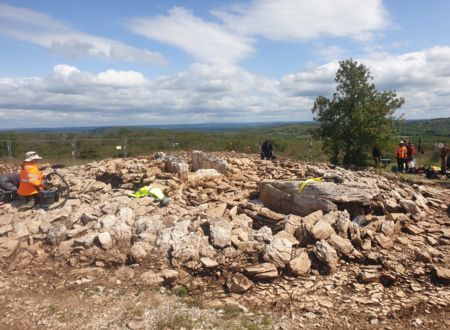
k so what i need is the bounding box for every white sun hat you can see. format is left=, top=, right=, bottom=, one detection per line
left=24, top=151, right=42, bottom=162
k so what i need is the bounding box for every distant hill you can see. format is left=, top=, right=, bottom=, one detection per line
left=0, top=121, right=308, bottom=133
left=400, top=117, right=450, bottom=137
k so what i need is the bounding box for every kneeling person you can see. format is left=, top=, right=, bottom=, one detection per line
left=17, top=151, right=44, bottom=209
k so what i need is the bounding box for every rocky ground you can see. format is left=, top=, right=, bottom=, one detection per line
left=0, top=151, right=449, bottom=329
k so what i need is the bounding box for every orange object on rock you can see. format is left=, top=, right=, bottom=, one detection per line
left=17, top=162, right=44, bottom=197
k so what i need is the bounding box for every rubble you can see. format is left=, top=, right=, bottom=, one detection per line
left=0, top=150, right=449, bottom=327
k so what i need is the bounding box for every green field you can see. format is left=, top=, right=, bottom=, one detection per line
left=0, top=118, right=448, bottom=167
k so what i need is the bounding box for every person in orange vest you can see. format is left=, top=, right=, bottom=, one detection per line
left=17, top=151, right=44, bottom=210
left=395, top=141, right=408, bottom=173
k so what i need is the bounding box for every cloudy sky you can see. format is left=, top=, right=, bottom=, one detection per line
left=1, top=0, right=449, bottom=128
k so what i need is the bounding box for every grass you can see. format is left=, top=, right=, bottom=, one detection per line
left=156, top=312, right=197, bottom=330
left=47, top=304, right=59, bottom=315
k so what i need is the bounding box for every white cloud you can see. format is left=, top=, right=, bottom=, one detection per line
left=0, top=3, right=165, bottom=65
left=127, top=7, right=254, bottom=65
left=1, top=46, right=450, bottom=128
left=127, top=0, right=389, bottom=65
left=214, top=0, right=389, bottom=41
left=313, top=44, right=347, bottom=61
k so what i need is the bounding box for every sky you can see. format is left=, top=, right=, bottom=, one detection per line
left=0, top=0, right=450, bottom=128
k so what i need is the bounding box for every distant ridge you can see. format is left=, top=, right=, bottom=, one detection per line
left=0, top=121, right=312, bottom=133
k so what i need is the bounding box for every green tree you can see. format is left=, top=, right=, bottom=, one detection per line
left=311, top=59, right=405, bottom=165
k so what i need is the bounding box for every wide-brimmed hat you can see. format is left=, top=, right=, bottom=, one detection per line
left=24, top=151, right=42, bottom=162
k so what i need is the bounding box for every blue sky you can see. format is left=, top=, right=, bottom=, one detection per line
left=0, top=0, right=449, bottom=128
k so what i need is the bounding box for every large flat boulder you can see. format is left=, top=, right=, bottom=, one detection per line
left=259, top=180, right=381, bottom=217
left=192, top=151, right=227, bottom=174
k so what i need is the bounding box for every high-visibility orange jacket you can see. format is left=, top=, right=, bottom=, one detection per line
left=396, top=146, right=407, bottom=159
left=17, top=162, right=44, bottom=196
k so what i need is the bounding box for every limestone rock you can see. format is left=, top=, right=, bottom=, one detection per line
left=227, top=273, right=253, bottom=293
left=374, top=233, right=394, bottom=249
left=117, top=207, right=135, bottom=226
left=358, top=270, right=380, bottom=284
left=433, top=266, right=450, bottom=283
left=327, top=234, right=354, bottom=256
left=192, top=151, right=227, bottom=174
left=200, top=257, right=218, bottom=268
left=165, top=157, right=189, bottom=174
left=156, top=220, right=190, bottom=250
left=253, top=226, right=273, bottom=243
left=171, top=233, right=215, bottom=265
left=160, top=269, right=179, bottom=284
left=134, top=216, right=163, bottom=234
left=245, top=263, right=279, bottom=280
left=287, top=251, right=311, bottom=276
left=0, top=238, right=19, bottom=258
left=415, top=248, right=432, bottom=263
left=140, top=271, right=163, bottom=286
left=274, top=230, right=299, bottom=246
left=130, top=241, right=151, bottom=261
left=314, top=241, right=338, bottom=272
left=97, top=232, right=113, bottom=249
left=263, top=237, right=293, bottom=268
left=399, top=199, right=420, bottom=215
left=311, top=220, right=336, bottom=241
left=45, top=224, right=67, bottom=246
left=209, top=217, right=233, bottom=249
left=284, top=214, right=303, bottom=235
left=13, top=223, right=30, bottom=238
left=259, top=180, right=380, bottom=217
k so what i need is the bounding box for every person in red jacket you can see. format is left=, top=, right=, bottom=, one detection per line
left=406, top=141, right=416, bottom=173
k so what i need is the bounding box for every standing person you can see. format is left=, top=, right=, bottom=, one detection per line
left=406, top=141, right=416, bottom=173
left=372, top=144, right=382, bottom=167
left=17, top=151, right=44, bottom=210
left=440, top=144, right=449, bottom=173
left=261, top=140, right=274, bottom=160
left=395, top=141, right=407, bottom=173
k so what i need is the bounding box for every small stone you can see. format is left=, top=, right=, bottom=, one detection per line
left=97, top=232, right=113, bottom=249
left=399, top=199, right=420, bottom=214
left=314, top=241, right=338, bottom=272
left=245, top=263, right=278, bottom=280
left=414, top=248, right=431, bottom=263
left=433, top=266, right=450, bottom=283
left=160, top=269, right=179, bottom=284
left=374, top=233, right=393, bottom=249
left=227, top=273, right=253, bottom=293
left=358, top=270, right=380, bottom=284
left=327, top=234, right=354, bottom=255
left=263, top=237, right=293, bottom=268
left=288, top=251, right=311, bottom=276
left=126, top=320, right=144, bottom=330
left=310, top=220, right=335, bottom=241
left=200, top=257, right=218, bottom=268
left=140, top=271, right=163, bottom=286
left=404, top=224, right=423, bottom=235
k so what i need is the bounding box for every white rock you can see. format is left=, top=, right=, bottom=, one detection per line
left=263, top=237, right=292, bottom=268
left=314, top=241, right=338, bottom=272
left=288, top=251, right=311, bottom=276
left=97, top=232, right=113, bottom=249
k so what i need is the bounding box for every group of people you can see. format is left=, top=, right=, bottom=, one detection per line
left=395, top=140, right=416, bottom=173
left=0, top=151, right=44, bottom=209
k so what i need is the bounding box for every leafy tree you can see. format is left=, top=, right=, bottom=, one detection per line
left=311, top=59, right=405, bottom=165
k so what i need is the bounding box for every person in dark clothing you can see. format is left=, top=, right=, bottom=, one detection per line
left=372, top=144, right=382, bottom=167
left=0, top=173, right=20, bottom=204
left=261, top=140, right=275, bottom=160
left=0, top=173, right=19, bottom=192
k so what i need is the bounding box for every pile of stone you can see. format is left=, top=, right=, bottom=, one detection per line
left=0, top=151, right=449, bottom=299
